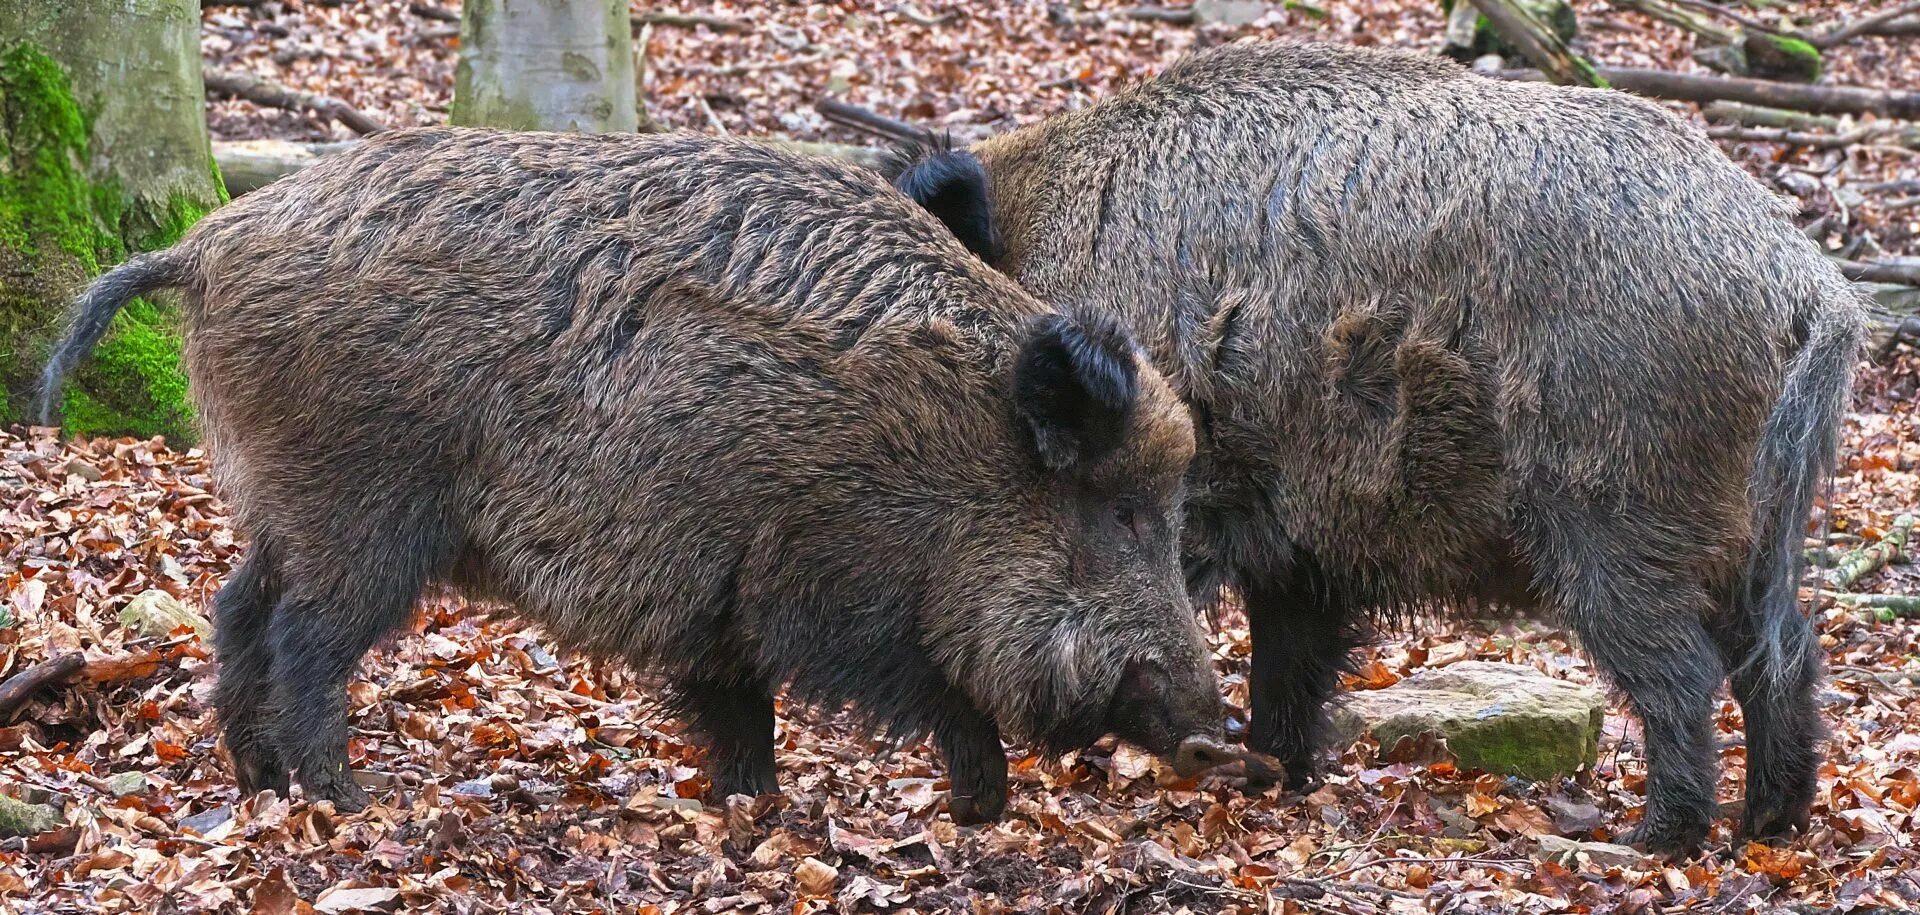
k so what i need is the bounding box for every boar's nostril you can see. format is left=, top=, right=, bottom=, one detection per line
left=1172, top=735, right=1233, bottom=777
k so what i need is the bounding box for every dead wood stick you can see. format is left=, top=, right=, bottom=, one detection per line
left=1813, top=0, right=1920, bottom=48
left=1838, top=258, right=1920, bottom=287
left=1663, top=0, right=1920, bottom=48
left=815, top=98, right=934, bottom=143
left=1614, top=0, right=1741, bottom=43
left=407, top=2, right=458, bottom=22
left=1657, top=0, right=1776, bottom=38
left=0, top=655, right=86, bottom=721
left=633, top=11, right=751, bottom=32
left=1826, top=513, right=1916, bottom=590
left=1834, top=593, right=1920, bottom=621
left=203, top=68, right=387, bottom=135
left=1702, top=101, right=1846, bottom=131
left=895, top=3, right=960, bottom=26
left=1469, top=0, right=1606, bottom=86
left=673, top=52, right=828, bottom=77
left=1492, top=66, right=1920, bottom=118
left=1048, top=4, right=1198, bottom=26
left=1707, top=123, right=1920, bottom=150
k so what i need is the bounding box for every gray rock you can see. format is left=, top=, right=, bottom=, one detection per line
left=61, top=458, right=103, bottom=482
left=1330, top=661, right=1605, bottom=779
left=1535, top=834, right=1645, bottom=869
left=1545, top=796, right=1604, bottom=835
left=104, top=772, right=149, bottom=798
left=1192, top=0, right=1268, bottom=26
left=178, top=804, right=233, bottom=835
left=0, top=793, right=62, bottom=838
left=118, top=590, right=211, bottom=641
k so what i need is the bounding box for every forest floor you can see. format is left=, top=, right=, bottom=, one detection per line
left=1, top=1, right=1918, bottom=913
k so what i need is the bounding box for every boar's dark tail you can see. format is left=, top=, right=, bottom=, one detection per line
left=37, top=250, right=196, bottom=427
left=1739, top=302, right=1862, bottom=691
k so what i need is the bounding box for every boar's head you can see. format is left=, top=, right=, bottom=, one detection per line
left=930, top=310, right=1229, bottom=777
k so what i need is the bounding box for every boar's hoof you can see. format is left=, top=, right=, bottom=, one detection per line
left=233, top=757, right=291, bottom=801
left=1233, top=749, right=1288, bottom=787
left=1172, top=736, right=1236, bottom=778
left=1616, top=819, right=1708, bottom=858
left=1738, top=798, right=1810, bottom=843
left=948, top=790, right=1006, bottom=826
left=299, top=770, right=371, bottom=813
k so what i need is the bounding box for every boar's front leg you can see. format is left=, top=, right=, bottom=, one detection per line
left=675, top=677, right=779, bottom=799
left=936, top=703, right=1008, bottom=825
left=1244, top=561, right=1366, bottom=791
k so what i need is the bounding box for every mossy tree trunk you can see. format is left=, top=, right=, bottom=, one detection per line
left=0, top=0, right=223, bottom=442
left=451, top=0, right=637, bottom=133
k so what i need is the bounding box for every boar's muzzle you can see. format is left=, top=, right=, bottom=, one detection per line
left=1171, top=734, right=1236, bottom=778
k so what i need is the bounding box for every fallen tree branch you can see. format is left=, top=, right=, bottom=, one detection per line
left=203, top=68, right=387, bottom=135
left=1826, top=514, right=1916, bottom=590
left=1661, top=0, right=1919, bottom=48
left=1656, top=0, right=1775, bottom=39
left=1857, top=179, right=1920, bottom=195
left=1833, top=593, right=1920, bottom=621
left=1469, top=0, right=1606, bottom=86
left=815, top=98, right=933, bottom=144
left=1048, top=4, right=1198, bottom=26
left=407, top=2, right=458, bottom=22
left=1810, top=0, right=1920, bottom=48
left=1491, top=66, right=1920, bottom=118
left=633, top=11, right=751, bottom=32
left=1614, top=0, right=1740, bottom=43
left=1707, top=122, right=1920, bottom=151
left=1838, top=258, right=1920, bottom=287
left=0, top=655, right=86, bottom=722
left=1703, top=101, right=1845, bottom=131
left=672, top=52, right=828, bottom=77
left=895, top=3, right=961, bottom=26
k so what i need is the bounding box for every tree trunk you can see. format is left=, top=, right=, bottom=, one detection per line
left=0, top=0, right=223, bottom=441
left=451, top=0, right=637, bottom=132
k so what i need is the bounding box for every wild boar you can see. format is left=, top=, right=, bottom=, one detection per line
left=888, top=42, right=1865, bottom=850
left=39, top=129, right=1240, bottom=823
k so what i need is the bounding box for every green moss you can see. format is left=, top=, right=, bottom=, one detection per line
left=1444, top=706, right=1602, bottom=780
left=1741, top=32, right=1822, bottom=83
left=0, top=44, right=211, bottom=441
left=0, top=45, right=120, bottom=269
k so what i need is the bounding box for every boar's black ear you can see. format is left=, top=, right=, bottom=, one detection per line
left=1014, top=313, right=1140, bottom=471
left=884, top=135, right=1003, bottom=264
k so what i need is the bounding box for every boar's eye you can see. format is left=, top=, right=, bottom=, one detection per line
left=1113, top=502, right=1144, bottom=541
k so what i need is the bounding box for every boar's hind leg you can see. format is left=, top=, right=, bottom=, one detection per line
left=1707, top=605, right=1820, bottom=840
left=936, top=703, right=1007, bottom=825
left=1244, top=561, right=1365, bottom=791
left=269, top=526, right=445, bottom=812
left=1519, top=501, right=1721, bottom=854
left=213, top=536, right=289, bottom=799
left=673, top=677, right=779, bottom=800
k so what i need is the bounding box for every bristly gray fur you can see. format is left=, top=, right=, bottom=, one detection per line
left=37, top=128, right=1224, bottom=823
left=889, top=41, right=1867, bottom=851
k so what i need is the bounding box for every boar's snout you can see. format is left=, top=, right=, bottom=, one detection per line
left=1171, top=734, right=1236, bottom=778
